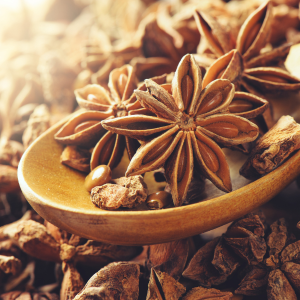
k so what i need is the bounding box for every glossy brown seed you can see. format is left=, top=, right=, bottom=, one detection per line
left=197, top=140, right=219, bottom=173
left=204, top=122, right=239, bottom=138
left=85, top=165, right=112, bottom=192
left=255, top=74, right=289, bottom=83
left=229, top=99, right=253, bottom=113
left=197, top=91, right=223, bottom=115
left=99, top=134, right=116, bottom=165
left=117, top=74, right=128, bottom=97
left=177, top=145, right=187, bottom=182
left=146, top=191, right=173, bottom=209
left=74, top=121, right=100, bottom=133
left=143, top=136, right=173, bottom=165
left=181, top=74, right=194, bottom=110
left=243, top=22, right=261, bottom=54
left=87, top=94, right=100, bottom=103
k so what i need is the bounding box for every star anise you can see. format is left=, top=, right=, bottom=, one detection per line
left=194, top=1, right=300, bottom=96
left=55, top=65, right=167, bottom=171
left=235, top=218, right=300, bottom=300
left=102, top=54, right=259, bottom=206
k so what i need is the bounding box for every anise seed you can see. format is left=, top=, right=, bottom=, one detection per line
left=243, top=22, right=261, bottom=54
left=98, top=134, right=116, bottom=165
left=85, top=165, right=112, bottom=192
left=198, top=91, right=223, bottom=115
left=117, top=74, right=128, bottom=97
left=143, top=136, right=173, bottom=164
left=204, top=122, right=239, bottom=138
left=181, top=74, right=194, bottom=110
left=74, top=121, right=99, bottom=133
left=197, top=140, right=219, bottom=173
left=229, top=99, right=254, bottom=113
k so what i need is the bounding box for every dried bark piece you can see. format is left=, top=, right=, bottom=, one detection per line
left=0, top=220, right=60, bottom=262
left=267, top=269, right=297, bottom=300
left=91, top=175, right=147, bottom=210
left=73, top=262, right=140, bottom=300
left=146, top=269, right=186, bottom=300
left=240, top=115, right=300, bottom=179
left=60, top=264, right=85, bottom=300
left=146, top=239, right=190, bottom=280
left=0, top=165, right=19, bottom=193
left=22, top=104, right=50, bottom=149
left=235, top=266, right=269, bottom=296
left=0, top=255, right=22, bottom=275
left=182, top=286, right=233, bottom=300
left=265, top=218, right=288, bottom=268
left=182, top=238, right=229, bottom=287
left=60, top=146, right=91, bottom=173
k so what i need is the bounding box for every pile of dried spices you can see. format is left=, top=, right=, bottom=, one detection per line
left=1, top=0, right=300, bottom=298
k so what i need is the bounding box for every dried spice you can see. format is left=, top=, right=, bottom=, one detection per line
left=22, top=104, right=50, bottom=149
left=241, top=115, right=300, bottom=179
left=146, top=268, right=186, bottom=300
left=194, top=2, right=300, bottom=96
left=103, top=54, right=259, bottom=205
left=146, top=239, right=190, bottom=280
left=235, top=216, right=300, bottom=298
left=182, top=237, right=240, bottom=287
left=60, top=146, right=91, bottom=173
left=73, top=262, right=140, bottom=300
left=224, top=214, right=266, bottom=265
left=91, top=175, right=148, bottom=210
left=55, top=68, right=168, bottom=173
left=182, top=286, right=233, bottom=300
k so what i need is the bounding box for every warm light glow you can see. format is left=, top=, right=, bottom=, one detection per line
left=0, top=0, right=47, bottom=11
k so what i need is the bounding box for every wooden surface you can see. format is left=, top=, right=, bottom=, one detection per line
left=18, top=116, right=300, bottom=246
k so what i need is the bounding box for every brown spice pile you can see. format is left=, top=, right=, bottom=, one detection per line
left=1, top=0, right=300, bottom=298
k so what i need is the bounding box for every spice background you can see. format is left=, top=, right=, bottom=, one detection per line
left=1, top=0, right=300, bottom=299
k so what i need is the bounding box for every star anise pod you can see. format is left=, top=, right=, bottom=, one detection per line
left=55, top=66, right=167, bottom=171
left=195, top=1, right=300, bottom=96
left=102, top=54, right=259, bottom=206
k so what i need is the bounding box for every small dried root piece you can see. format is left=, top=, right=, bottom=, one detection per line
left=91, top=175, right=148, bottom=210
left=240, top=115, right=300, bottom=179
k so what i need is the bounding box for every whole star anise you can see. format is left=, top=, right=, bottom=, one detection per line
left=102, top=54, right=259, bottom=206
left=55, top=65, right=167, bottom=171
left=195, top=1, right=300, bottom=96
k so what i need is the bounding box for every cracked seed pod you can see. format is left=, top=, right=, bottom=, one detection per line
left=103, top=54, right=259, bottom=206
left=146, top=269, right=186, bottom=300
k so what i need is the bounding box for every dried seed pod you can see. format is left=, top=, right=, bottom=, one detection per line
left=182, top=286, right=233, bottom=300
left=146, top=269, right=186, bottom=300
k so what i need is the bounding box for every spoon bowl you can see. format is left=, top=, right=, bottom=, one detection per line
left=18, top=115, right=300, bottom=245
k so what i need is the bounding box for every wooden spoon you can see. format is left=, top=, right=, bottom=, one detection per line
left=18, top=115, right=300, bottom=246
